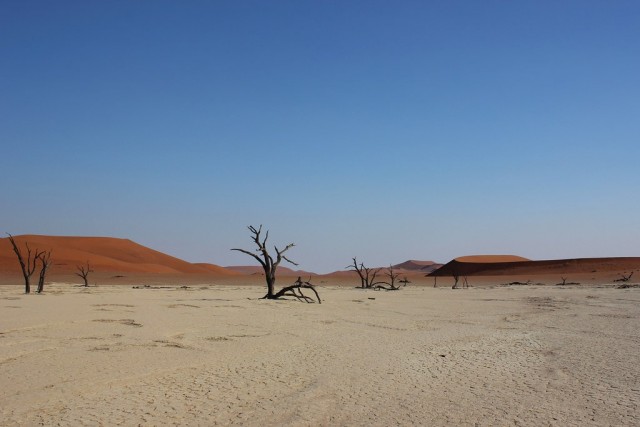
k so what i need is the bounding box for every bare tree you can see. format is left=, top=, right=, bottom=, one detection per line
left=36, top=250, right=53, bottom=294
left=7, top=233, right=43, bottom=294
left=274, top=276, right=322, bottom=303
left=232, top=225, right=320, bottom=302
left=347, top=257, right=380, bottom=289
left=373, top=265, right=405, bottom=291
left=556, top=276, right=579, bottom=286
left=614, top=272, right=634, bottom=283
left=76, top=261, right=93, bottom=287
left=451, top=269, right=460, bottom=289
left=399, top=277, right=411, bottom=287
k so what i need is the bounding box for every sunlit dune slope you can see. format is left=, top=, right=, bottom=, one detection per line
left=0, top=235, right=234, bottom=276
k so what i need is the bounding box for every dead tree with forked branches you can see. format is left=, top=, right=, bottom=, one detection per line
left=36, top=250, right=53, bottom=293
left=347, top=257, right=380, bottom=289
left=373, top=265, right=406, bottom=291
left=76, top=261, right=93, bottom=287
left=232, top=225, right=321, bottom=302
left=7, top=233, right=43, bottom=294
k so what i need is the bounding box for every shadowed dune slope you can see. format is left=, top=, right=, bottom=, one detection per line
left=430, top=256, right=640, bottom=277
left=0, top=235, right=234, bottom=276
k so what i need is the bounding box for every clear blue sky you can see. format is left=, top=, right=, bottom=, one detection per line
left=2, top=1, right=639, bottom=273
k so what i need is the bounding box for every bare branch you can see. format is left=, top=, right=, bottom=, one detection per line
left=231, top=248, right=267, bottom=268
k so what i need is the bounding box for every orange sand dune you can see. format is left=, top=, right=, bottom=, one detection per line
left=430, top=256, right=640, bottom=277
left=0, top=235, right=234, bottom=277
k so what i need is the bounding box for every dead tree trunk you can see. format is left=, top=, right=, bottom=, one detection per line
left=232, top=225, right=320, bottom=302
left=76, top=261, right=93, bottom=287
left=36, top=251, right=53, bottom=294
left=7, top=234, right=42, bottom=294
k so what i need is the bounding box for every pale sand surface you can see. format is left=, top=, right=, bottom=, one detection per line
left=1, top=284, right=639, bottom=426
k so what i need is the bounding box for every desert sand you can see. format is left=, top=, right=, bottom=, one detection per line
left=1, top=282, right=639, bottom=426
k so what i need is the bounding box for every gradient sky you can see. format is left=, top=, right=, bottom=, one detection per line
left=2, top=1, right=639, bottom=273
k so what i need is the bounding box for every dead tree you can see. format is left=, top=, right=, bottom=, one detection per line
left=347, top=257, right=367, bottom=288
left=272, top=276, right=321, bottom=303
left=36, top=250, right=53, bottom=294
left=399, top=277, right=411, bottom=287
left=373, top=265, right=404, bottom=291
left=76, top=261, right=93, bottom=287
left=556, top=276, right=579, bottom=286
left=232, top=225, right=320, bottom=302
left=614, top=272, right=634, bottom=283
left=7, top=233, right=43, bottom=294
left=451, top=270, right=460, bottom=289
left=347, top=257, right=380, bottom=288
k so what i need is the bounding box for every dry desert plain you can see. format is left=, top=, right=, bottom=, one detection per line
left=1, top=280, right=639, bottom=426
left=1, top=236, right=640, bottom=425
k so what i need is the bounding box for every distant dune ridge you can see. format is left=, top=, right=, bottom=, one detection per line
left=1, top=235, right=639, bottom=285
left=391, top=260, right=443, bottom=274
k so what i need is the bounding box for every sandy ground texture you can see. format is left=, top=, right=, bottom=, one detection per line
left=1, top=283, right=639, bottom=426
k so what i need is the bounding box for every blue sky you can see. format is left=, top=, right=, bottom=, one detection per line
left=2, top=1, right=639, bottom=273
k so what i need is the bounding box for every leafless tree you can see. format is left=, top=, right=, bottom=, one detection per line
left=274, top=276, right=322, bottom=303
left=451, top=269, right=460, bottom=289
left=399, top=277, right=411, bottom=287
left=76, top=261, right=93, bottom=287
left=614, top=272, right=634, bottom=283
left=36, top=250, right=53, bottom=294
left=232, top=225, right=320, bottom=302
left=373, top=265, right=405, bottom=291
left=7, top=233, right=43, bottom=294
left=347, top=257, right=380, bottom=288
left=556, top=276, right=579, bottom=286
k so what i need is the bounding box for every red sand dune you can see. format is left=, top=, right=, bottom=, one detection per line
left=430, top=256, right=640, bottom=277
left=0, top=235, right=236, bottom=277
